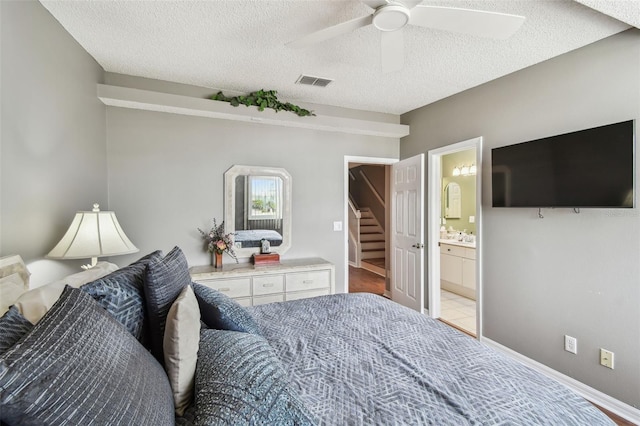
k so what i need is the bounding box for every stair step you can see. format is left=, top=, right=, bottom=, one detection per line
left=362, top=241, right=385, bottom=250
left=362, top=250, right=385, bottom=259
left=360, top=210, right=374, bottom=219
left=360, top=218, right=378, bottom=226
left=360, top=225, right=382, bottom=234
left=360, top=233, right=384, bottom=242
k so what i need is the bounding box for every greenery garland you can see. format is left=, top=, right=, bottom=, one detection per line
left=210, top=89, right=315, bottom=117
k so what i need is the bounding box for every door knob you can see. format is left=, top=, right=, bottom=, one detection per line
left=412, top=243, right=424, bottom=249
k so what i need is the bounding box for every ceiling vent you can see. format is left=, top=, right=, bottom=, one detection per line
left=295, top=75, right=333, bottom=88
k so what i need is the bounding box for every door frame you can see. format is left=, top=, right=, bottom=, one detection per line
left=343, top=155, right=398, bottom=295
left=427, top=137, right=483, bottom=338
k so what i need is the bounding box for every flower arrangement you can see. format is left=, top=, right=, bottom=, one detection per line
left=197, top=218, right=238, bottom=263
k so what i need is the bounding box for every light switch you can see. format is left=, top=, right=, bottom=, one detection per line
left=333, top=221, right=343, bottom=231
left=469, top=216, right=475, bottom=223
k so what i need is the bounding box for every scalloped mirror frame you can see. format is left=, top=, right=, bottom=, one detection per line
left=224, top=165, right=292, bottom=258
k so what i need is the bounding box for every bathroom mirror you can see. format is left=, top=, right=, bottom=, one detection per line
left=224, top=165, right=292, bottom=258
left=444, top=182, right=462, bottom=219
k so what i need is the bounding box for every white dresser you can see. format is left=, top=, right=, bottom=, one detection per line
left=189, top=258, right=335, bottom=307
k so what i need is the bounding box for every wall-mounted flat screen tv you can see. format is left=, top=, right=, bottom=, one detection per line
left=492, top=120, right=635, bottom=208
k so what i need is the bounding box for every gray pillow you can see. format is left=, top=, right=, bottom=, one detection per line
left=144, top=246, right=192, bottom=364
left=81, top=250, right=162, bottom=344
left=0, top=306, right=33, bottom=355
left=192, top=283, right=261, bottom=335
left=195, top=329, right=316, bottom=425
left=0, top=286, right=175, bottom=425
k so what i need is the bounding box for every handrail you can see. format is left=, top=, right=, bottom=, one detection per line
left=359, top=170, right=385, bottom=208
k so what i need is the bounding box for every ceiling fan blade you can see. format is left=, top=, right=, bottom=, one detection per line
left=287, top=14, right=373, bottom=48
left=381, top=30, right=404, bottom=74
left=409, top=6, right=526, bottom=39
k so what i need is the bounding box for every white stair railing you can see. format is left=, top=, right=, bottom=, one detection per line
left=348, top=200, right=362, bottom=267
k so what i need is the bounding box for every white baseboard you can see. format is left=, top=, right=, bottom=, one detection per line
left=482, top=337, right=640, bottom=425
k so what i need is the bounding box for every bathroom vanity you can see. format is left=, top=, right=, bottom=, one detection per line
left=440, top=240, right=476, bottom=300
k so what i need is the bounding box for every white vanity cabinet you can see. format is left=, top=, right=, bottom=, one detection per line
left=440, top=243, right=476, bottom=300
left=189, top=258, right=335, bottom=307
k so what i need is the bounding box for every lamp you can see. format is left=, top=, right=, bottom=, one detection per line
left=47, top=203, right=139, bottom=269
left=452, top=167, right=461, bottom=177
left=460, top=165, right=470, bottom=176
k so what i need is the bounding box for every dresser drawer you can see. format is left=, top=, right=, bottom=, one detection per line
left=252, top=293, right=284, bottom=306
left=286, top=270, right=331, bottom=292
left=195, top=277, right=251, bottom=299
left=440, top=244, right=465, bottom=257
left=236, top=297, right=252, bottom=307
left=252, top=275, right=285, bottom=296
left=285, top=288, right=330, bottom=301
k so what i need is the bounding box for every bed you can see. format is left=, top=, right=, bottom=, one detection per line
left=248, top=293, right=613, bottom=425
left=234, top=229, right=283, bottom=248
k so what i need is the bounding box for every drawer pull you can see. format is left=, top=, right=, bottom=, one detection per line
left=447, top=248, right=451, bottom=252
left=262, top=283, right=274, bottom=288
left=303, top=280, right=314, bottom=284
left=218, top=287, right=230, bottom=292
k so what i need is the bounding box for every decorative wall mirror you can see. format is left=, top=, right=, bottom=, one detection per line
left=224, top=165, right=292, bottom=258
left=444, top=182, right=462, bottom=219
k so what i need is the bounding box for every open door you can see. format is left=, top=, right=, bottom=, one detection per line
left=391, top=154, right=424, bottom=313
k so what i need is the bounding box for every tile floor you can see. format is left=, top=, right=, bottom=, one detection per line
left=440, top=289, right=476, bottom=335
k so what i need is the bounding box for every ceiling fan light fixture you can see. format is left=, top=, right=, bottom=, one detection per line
left=373, top=4, right=410, bottom=32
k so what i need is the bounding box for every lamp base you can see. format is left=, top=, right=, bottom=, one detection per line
left=81, top=257, right=99, bottom=270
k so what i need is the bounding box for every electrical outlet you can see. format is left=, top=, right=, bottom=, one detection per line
left=469, top=216, right=475, bottom=223
left=600, top=348, right=614, bottom=369
left=564, top=335, right=577, bottom=354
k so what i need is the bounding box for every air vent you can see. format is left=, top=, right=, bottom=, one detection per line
left=295, top=74, right=333, bottom=87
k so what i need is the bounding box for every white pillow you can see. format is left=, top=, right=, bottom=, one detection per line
left=163, top=285, right=201, bottom=416
left=0, top=273, right=27, bottom=316
left=13, top=261, right=118, bottom=324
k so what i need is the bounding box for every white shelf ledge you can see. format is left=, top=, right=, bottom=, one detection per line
left=97, top=84, right=409, bottom=138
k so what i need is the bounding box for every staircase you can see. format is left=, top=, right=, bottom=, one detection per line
left=359, top=208, right=385, bottom=264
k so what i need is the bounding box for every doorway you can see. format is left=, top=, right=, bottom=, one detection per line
left=343, top=156, right=397, bottom=297
left=427, top=138, right=482, bottom=338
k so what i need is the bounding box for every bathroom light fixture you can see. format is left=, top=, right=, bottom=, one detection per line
left=47, top=203, right=139, bottom=269
left=452, top=164, right=477, bottom=176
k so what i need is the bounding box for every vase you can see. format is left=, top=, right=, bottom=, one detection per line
left=212, top=251, right=223, bottom=269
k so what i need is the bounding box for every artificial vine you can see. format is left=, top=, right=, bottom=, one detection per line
left=210, top=89, right=315, bottom=117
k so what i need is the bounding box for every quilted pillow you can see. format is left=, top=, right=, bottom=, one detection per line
left=0, top=306, right=33, bottom=355
left=144, top=246, right=192, bottom=364
left=81, top=251, right=162, bottom=343
left=195, top=329, right=316, bottom=425
left=192, top=283, right=261, bottom=335
left=0, top=286, right=174, bottom=425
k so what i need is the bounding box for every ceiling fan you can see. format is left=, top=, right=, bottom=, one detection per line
left=287, top=0, right=526, bottom=73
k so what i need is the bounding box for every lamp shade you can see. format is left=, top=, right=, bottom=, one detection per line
left=47, top=204, right=139, bottom=263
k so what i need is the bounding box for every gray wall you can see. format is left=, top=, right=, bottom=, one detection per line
left=0, top=1, right=107, bottom=276
left=106, top=90, right=399, bottom=292
left=401, top=30, right=640, bottom=407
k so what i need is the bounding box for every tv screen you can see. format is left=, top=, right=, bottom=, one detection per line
left=492, top=120, right=635, bottom=208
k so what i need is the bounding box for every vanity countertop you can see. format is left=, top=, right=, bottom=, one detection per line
left=439, top=239, right=476, bottom=249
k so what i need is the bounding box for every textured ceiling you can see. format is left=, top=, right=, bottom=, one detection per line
left=40, top=0, right=635, bottom=115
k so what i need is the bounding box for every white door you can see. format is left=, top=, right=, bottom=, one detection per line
left=391, top=154, right=424, bottom=313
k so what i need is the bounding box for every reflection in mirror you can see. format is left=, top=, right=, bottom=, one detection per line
left=444, top=182, right=461, bottom=219
left=234, top=175, right=283, bottom=246
left=225, top=165, right=292, bottom=258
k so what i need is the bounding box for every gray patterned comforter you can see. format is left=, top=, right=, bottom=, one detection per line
left=249, top=293, right=613, bottom=425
